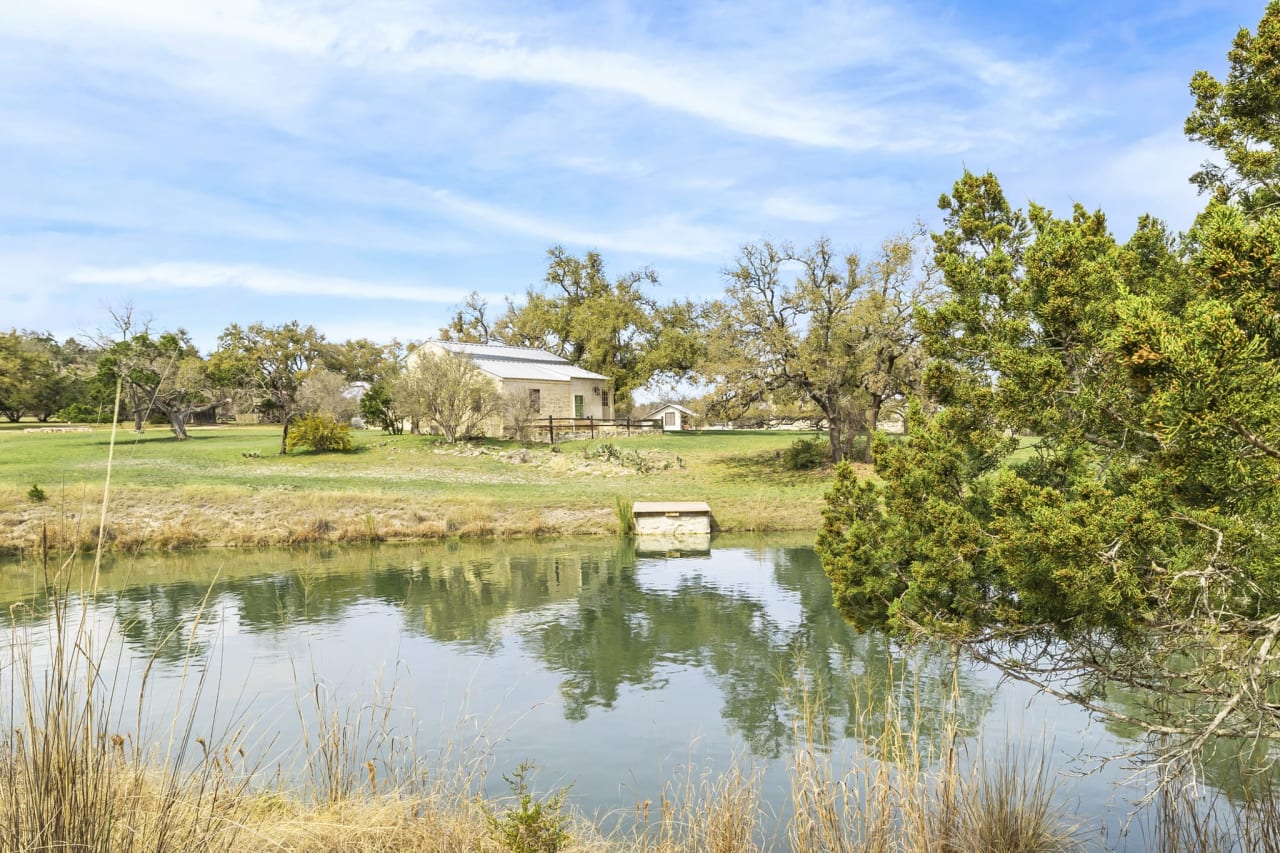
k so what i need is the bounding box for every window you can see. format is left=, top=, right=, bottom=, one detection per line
left=600, top=392, right=609, bottom=408
left=574, top=394, right=584, bottom=418
left=529, top=388, right=541, bottom=413
left=664, top=411, right=676, bottom=427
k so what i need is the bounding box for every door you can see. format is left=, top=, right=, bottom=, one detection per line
left=574, top=394, right=584, bottom=418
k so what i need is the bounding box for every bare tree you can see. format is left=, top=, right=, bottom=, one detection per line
left=394, top=350, right=502, bottom=442
left=503, top=389, right=539, bottom=442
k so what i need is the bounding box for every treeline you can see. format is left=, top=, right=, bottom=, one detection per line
left=0, top=311, right=402, bottom=448
left=4, top=230, right=938, bottom=463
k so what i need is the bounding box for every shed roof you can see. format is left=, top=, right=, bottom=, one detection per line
left=643, top=402, right=696, bottom=418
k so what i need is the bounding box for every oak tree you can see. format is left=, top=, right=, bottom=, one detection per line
left=705, top=233, right=932, bottom=463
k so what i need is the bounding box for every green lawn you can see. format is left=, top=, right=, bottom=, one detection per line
left=0, top=423, right=842, bottom=555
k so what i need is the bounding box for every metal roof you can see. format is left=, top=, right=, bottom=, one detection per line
left=432, top=341, right=610, bottom=382
left=643, top=402, right=695, bottom=418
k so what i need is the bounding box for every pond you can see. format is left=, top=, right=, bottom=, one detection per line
left=0, top=535, right=1247, bottom=848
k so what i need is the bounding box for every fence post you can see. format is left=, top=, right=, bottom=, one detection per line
left=548, top=415, right=555, bottom=444
left=590, top=415, right=595, bottom=439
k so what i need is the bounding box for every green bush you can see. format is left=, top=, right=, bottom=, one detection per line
left=285, top=414, right=354, bottom=453
left=27, top=484, right=47, bottom=503
left=55, top=403, right=102, bottom=423
left=783, top=436, right=829, bottom=470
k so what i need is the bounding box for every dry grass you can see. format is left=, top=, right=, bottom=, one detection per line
left=785, top=662, right=1082, bottom=853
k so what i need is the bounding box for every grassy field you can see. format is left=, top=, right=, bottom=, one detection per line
left=0, top=423, right=845, bottom=556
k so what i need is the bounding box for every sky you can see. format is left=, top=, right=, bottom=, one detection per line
left=0, top=0, right=1265, bottom=353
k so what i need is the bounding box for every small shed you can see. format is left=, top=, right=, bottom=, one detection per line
left=644, top=403, right=695, bottom=431
left=632, top=501, right=712, bottom=535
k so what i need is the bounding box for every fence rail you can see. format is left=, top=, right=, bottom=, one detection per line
left=529, top=416, right=662, bottom=442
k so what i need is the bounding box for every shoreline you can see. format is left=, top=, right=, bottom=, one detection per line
left=0, top=487, right=824, bottom=560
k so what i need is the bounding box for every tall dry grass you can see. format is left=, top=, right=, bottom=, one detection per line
left=784, top=659, right=1081, bottom=853
left=1, top=390, right=254, bottom=851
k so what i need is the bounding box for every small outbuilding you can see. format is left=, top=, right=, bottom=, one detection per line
left=644, top=403, right=695, bottom=432
left=632, top=501, right=712, bottom=536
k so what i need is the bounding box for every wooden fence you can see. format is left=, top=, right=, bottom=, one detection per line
left=529, top=416, right=662, bottom=442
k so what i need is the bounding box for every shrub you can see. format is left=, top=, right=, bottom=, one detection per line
left=55, top=403, right=102, bottom=423
left=485, top=761, right=571, bottom=853
left=27, top=483, right=47, bottom=503
left=285, top=414, right=354, bottom=453
left=358, top=383, right=402, bottom=434
left=783, top=436, right=829, bottom=470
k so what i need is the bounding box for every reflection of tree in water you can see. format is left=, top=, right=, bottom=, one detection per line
left=770, top=547, right=992, bottom=758
left=526, top=544, right=993, bottom=759
left=110, top=581, right=221, bottom=664
left=1099, top=678, right=1280, bottom=805
left=3, top=539, right=996, bottom=763
left=390, top=550, right=602, bottom=649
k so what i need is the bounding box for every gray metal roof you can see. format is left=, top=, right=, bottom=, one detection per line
left=434, top=341, right=610, bottom=382
left=644, top=402, right=695, bottom=418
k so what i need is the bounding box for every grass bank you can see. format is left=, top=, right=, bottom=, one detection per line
left=0, top=425, right=845, bottom=556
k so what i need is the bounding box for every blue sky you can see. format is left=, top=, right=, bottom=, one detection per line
left=0, top=0, right=1263, bottom=352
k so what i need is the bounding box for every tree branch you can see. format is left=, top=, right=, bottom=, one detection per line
left=1228, top=417, right=1280, bottom=461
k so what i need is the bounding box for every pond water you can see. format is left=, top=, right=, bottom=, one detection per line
left=0, top=535, right=1243, bottom=848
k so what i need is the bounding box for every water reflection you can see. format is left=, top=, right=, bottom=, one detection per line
left=1, top=537, right=993, bottom=761
left=5, top=536, right=1279, bottom=846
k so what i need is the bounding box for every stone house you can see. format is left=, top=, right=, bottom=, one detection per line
left=411, top=341, right=614, bottom=437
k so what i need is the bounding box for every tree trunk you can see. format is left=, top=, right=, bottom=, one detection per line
left=166, top=399, right=227, bottom=441
left=828, top=415, right=844, bottom=464
left=167, top=410, right=190, bottom=440
left=280, top=408, right=293, bottom=454
left=848, top=398, right=883, bottom=464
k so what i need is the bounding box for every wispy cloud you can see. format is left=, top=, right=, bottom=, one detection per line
left=0, top=0, right=1257, bottom=349
left=69, top=263, right=470, bottom=304
left=760, top=195, right=848, bottom=225
left=3, top=0, right=1071, bottom=154
left=428, top=190, right=736, bottom=260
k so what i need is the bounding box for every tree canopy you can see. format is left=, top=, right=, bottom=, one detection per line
left=97, top=327, right=225, bottom=440
left=704, top=233, right=932, bottom=462
left=210, top=321, right=327, bottom=453
left=441, top=247, right=704, bottom=410
left=1187, top=1, right=1280, bottom=212
left=818, top=161, right=1280, bottom=777
left=817, top=9, right=1280, bottom=781
left=0, top=330, right=83, bottom=423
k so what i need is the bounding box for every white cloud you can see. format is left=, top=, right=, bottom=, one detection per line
left=428, top=191, right=736, bottom=260
left=760, top=195, right=847, bottom=225
left=68, top=263, right=470, bottom=304
left=1, top=0, right=1070, bottom=155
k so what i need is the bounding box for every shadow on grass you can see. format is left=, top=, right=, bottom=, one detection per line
left=714, top=449, right=834, bottom=488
